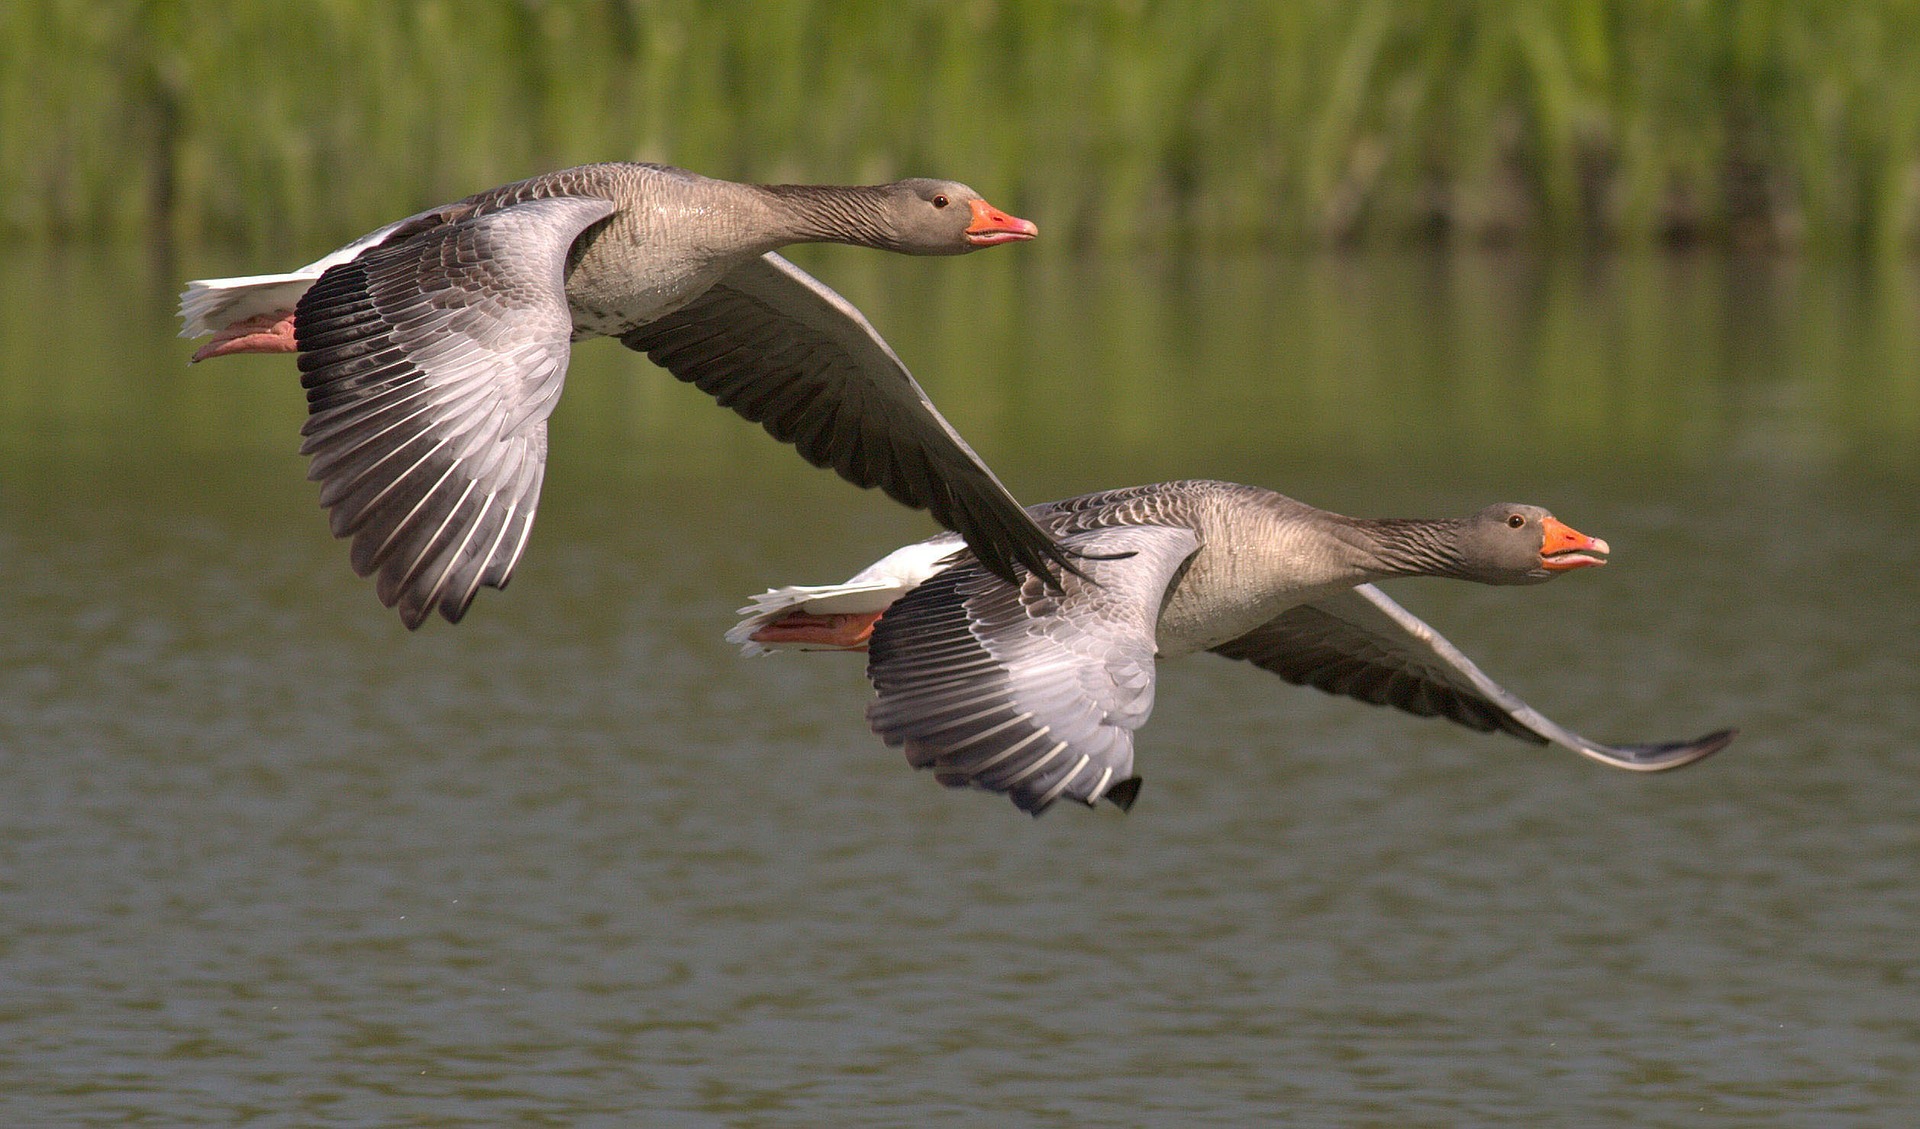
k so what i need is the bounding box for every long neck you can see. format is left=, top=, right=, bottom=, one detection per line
left=754, top=183, right=906, bottom=250
left=1343, top=516, right=1479, bottom=581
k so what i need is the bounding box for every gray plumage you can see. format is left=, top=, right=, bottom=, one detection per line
left=744, top=480, right=1733, bottom=814
left=619, top=255, right=1030, bottom=547
left=295, top=196, right=612, bottom=625
left=187, top=162, right=1066, bottom=626
left=869, top=524, right=1201, bottom=813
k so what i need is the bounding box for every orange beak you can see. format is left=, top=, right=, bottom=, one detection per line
left=1540, top=516, right=1610, bottom=571
left=964, top=198, right=1039, bottom=246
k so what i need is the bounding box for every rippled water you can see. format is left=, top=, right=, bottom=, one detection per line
left=1, top=247, right=1916, bottom=1125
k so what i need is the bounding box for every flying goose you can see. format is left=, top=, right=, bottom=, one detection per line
left=180, top=161, right=1070, bottom=627
left=730, top=479, right=1734, bottom=814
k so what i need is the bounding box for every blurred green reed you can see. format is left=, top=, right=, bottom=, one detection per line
left=6, top=1, right=1920, bottom=253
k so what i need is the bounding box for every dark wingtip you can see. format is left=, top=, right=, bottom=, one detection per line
left=397, top=600, right=431, bottom=631
left=1011, top=534, right=1084, bottom=594
left=1679, top=727, right=1738, bottom=765
left=1008, top=540, right=1135, bottom=595
left=1104, top=776, right=1144, bottom=812
left=1608, top=727, right=1737, bottom=772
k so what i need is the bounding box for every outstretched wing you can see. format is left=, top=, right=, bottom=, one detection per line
left=294, top=195, right=617, bottom=627
left=621, top=252, right=1080, bottom=590
left=1211, top=584, right=1733, bottom=771
left=866, top=525, right=1202, bottom=814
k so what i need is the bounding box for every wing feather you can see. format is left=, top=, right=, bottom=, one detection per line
left=1211, top=584, right=1732, bottom=771
left=866, top=525, right=1202, bottom=814
left=623, top=253, right=1078, bottom=589
left=293, top=194, right=616, bottom=627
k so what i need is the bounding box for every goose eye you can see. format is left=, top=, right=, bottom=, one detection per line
left=932, top=194, right=950, bottom=208
left=1507, top=514, right=1526, bottom=529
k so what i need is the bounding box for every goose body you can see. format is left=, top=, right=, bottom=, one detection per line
left=180, top=162, right=1064, bottom=627
left=730, top=480, right=1735, bottom=814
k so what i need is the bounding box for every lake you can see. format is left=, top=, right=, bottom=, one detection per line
left=1, top=244, right=1916, bottom=1125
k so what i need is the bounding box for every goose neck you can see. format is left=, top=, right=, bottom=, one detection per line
left=755, top=183, right=903, bottom=250
left=1343, top=516, right=1475, bottom=581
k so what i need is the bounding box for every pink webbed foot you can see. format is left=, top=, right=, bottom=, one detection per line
left=191, top=310, right=298, bottom=361
left=748, top=611, right=883, bottom=651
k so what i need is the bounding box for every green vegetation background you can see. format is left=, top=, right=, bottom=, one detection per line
left=8, top=0, right=1920, bottom=253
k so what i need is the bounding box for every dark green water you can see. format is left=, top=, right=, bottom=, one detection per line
left=1, top=245, right=1915, bottom=1125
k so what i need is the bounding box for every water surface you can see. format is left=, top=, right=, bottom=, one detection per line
left=1, top=246, right=1915, bottom=1125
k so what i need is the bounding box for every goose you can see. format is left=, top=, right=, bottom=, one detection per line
left=179, top=161, right=1073, bottom=627
left=729, top=480, right=1734, bottom=815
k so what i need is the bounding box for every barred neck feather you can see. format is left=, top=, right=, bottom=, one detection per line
left=755, top=183, right=905, bottom=249
left=1346, top=516, right=1478, bottom=580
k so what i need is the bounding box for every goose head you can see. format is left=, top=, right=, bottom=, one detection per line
left=883, top=178, right=1039, bottom=253
left=1462, top=503, right=1611, bottom=584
